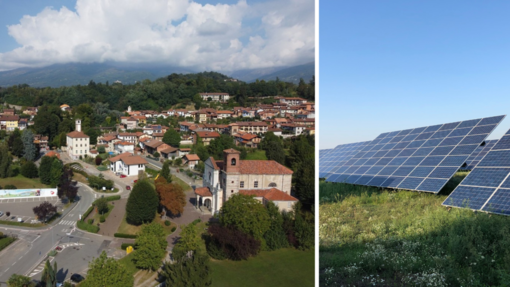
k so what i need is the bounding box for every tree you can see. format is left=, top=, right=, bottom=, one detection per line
left=95, top=155, right=102, bottom=165
left=174, top=158, right=183, bottom=166
left=0, top=144, right=10, bottom=178
left=264, top=140, right=285, bottom=165
left=49, top=159, right=63, bottom=187
left=21, top=129, right=37, bottom=161
left=263, top=201, right=289, bottom=250
left=33, top=201, right=57, bottom=222
left=7, top=129, right=21, bottom=151
left=126, top=180, right=159, bottom=225
left=20, top=161, right=38, bottom=178
left=173, top=223, right=200, bottom=260
left=133, top=223, right=167, bottom=270
left=163, top=129, right=181, bottom=147
left=7, top=274, right=32, bottom=287
left=39, top=156, right=54, bottom=184
left=97, top=145, right=106, bottom=153
left=156, top=179, right=186, bottom=216
left=12, top=137, right=24, bottom=158
left=293, top=203, right=314, bottom=250
left=81, top=251, right=133, bottom=287
left=207, top=225, right=261, bottom=260
left=219, top=194, right=270, bottom=242
left=95, top=197, right=109, bottom=214
left=40, top=259, right=57, bottom=286
left=161, top=160, right=172, bottom=182
left=161, top=252, right=212, bottom=287
left=58, top=167, right=78, bottom=201
left=294, top=154, right=315, bottom=208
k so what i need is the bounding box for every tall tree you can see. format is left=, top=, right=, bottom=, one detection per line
left=126, top=180, right=159, bottom=225
left=21, top=129, right=37, bottom=161
left=12, top=137, right=24, bottom=158
left=49, top=159, right=63, bottom=187
left=81, top=251, right=133, bottom=287
left=0, top=144, right=11, bottom=178
left=133, top=223, right=167, bottom=271
left=263, top=201, right=289, bottom=250
left=58, top=167, right=78, bottom=201
left=39, top=156, right=54, bottom=184
left=163, top=128, right=181, bottom=147
left=20, top=161, right=38, bottom=178
left=7, top=274, right=32, bottom=287
left=160, top=160, right=172, bottom=183
left=40, top=259, right=57, bottom=286
left=156, top=179, right=186, bottom=216
left=219, top=193, right=270, bottom=242
left=173, top=223, right=200, bottom=260
left=161, top=252, right=212, bottom=287
left=207, top=224, right=261, bottom=260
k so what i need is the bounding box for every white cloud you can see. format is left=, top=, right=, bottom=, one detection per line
left=0, top=0, right=314, bottom=72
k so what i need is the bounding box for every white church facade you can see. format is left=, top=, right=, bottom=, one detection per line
left=66, top=119, right=90, bottom=160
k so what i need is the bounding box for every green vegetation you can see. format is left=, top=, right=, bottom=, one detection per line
left=0, top=236, right=16, bottom=252
left=7, top=273, right=33, bottom=287
left=117, top=213, right=177, bottom=236
left=318, top=172, right=510, bottom=286
left=161, top=252, right=212, bottom=287
left=210, top=248, right=314, bottom=287
left=126, top=180, right=159, bottom=225
left=118, top=251, right=139, bottom=278
left=133, top=223, right=168, bottom=271
left=77, top=220, right=100, bottom=233
left=245, top=149, right=267, bottom=160
left=82, top=251, right=134, bottom=287
left=0, top=174, right=48, bottom=189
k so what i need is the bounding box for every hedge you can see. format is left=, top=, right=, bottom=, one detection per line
left=76, top=220, right=99, bottom=233
left=82, top=206, right=94, bottom=221
left=121, top=243, right=136, bottom=250
left=0, top=236, right=16, bottom=252
left=92, top=195, right=120, bottom=205
left=114, top=233, right=137, bottom=239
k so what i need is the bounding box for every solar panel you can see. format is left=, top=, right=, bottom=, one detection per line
left=319, top=141, right=370, bottom=178
left=463, top=140, right=497, bottom=170
left=326, top=115, right=505, bottom=193
left=443, top=127, right=510, bottom=216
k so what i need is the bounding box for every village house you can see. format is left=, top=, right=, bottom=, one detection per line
left=183, top=154, right=200, bottom=169
left=199, top=92, right=230, bottom=102
left=108, top=152, right=148, bottom=176
left=277, top=97, right=307, bottom=106
left=3, top=109, right=14, bottom=116
left=0, top=115, right=19, bottom=131
left=216, top=110, right=234, bottom=119
left=60, top=104, right=71, bottom=112
left=195, top=149, right=297, bottom=214
left=66, top=120, right=90, bottom=160
left=233, top=132, right=261, bottom=148
left=229, top=122, right=268, bottom=136
left=114, top=141, right=135, bottom=154
left=281, top=123, right=307, bottom=136
left=193, top=131, right=220, bottom=146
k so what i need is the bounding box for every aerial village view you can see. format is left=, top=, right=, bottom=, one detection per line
left=0, top=0, right=316, bottom=286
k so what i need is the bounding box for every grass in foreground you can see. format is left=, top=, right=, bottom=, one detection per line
left=117, top=213, right=177, bottom=236
left=0, top=174, right=50, bottom=189
left=210, top=248, right=314, bottom=287
left=319, top=172, right=510, bottom=286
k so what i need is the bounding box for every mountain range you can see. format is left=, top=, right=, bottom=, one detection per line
left=0, top=61, right=314, bottom=88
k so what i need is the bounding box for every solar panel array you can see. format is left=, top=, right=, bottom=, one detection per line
left=443, top=127, right=510, bottom=215
left=463, top=140, right=497, bottom=170
left=326, top=115, right=505, bottom=193
left=319, top=142, right=369, bottom=178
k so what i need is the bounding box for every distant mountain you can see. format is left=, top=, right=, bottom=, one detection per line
left=0, top=61, right=314, bottom=87
left=231, top=62, right=315, bottom=84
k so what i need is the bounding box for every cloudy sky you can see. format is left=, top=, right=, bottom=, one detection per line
left=0, top=0, right=314, bottom=72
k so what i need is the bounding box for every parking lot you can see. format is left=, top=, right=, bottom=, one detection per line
left=0, top=196, right=62, bottom=223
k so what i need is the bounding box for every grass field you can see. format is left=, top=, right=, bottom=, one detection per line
left=117, top=213, right=177, bottom=236
left=0, top=174, right=49, bottom=189
left=319, top=172, right=510, bottom=286
left=210, top=248, right=314, bottom=287
left=245, top=150, right=267, bottom=160
left=118, top=251, right=138, bottom=277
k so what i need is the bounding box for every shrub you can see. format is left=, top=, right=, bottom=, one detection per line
left=207, top=225, right=261, bottom=260
left=205, top=236, right=227, bottom=260
left=97, top=146, right=106, bottom=153
left=114, top=233, right=137, bottom=239
left=121, top=243, right=135, bottom=250
left=21, top=161, right=38, bottom=178
left=88, top=219, right=94, bottom=225
left=165, top=220, right=171, bottom=226
left=76, top=220, right=99, bottom=233
left=153, top=152, right=160, bottom=158
left=192, top=219, right=201, bottom=225
left=4, top=185, right=17, bottom=189
left=82, top=206, right=94, bottom=221
left=0, top=236, right=15, bottom=251
left=100, top=215, right=105, bottom=223
left=95, top=197, right=109, bottom=214
left=171, top=227, right=176, bottom=232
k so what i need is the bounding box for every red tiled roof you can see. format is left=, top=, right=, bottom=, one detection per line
left=67, top=130, right=89, bottom=138
left=184, top=154, right=200, bottom=161
left=239, top=188, right=298, bottom=201
left=121, top=155, right=148, bottom=165
left=144, top=140, right=164, bottom=149
left=229, top=121, right=268, bottom=127
left=44, top=151, right=60, bottom=159
left=195, top=187, right=213, bottom=197
left=160, top=147, right=178, bottom=154
left=108, top=152, right=133, bottom=162
left=239, top=160, right=293, bottom=175
left=196, top=131, right=220, bottom=138
left=115, top=141, right=134, bottom=146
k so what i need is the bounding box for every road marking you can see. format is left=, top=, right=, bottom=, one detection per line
left=59, top=220, right=76, bottom=226
left=29, top=257, right=54, bottom=277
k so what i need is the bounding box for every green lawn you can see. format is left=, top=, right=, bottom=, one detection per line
left=245, top=150, right=267, bottom=160
left=118, top=251, right=138, bottom=277
left=117, top=213, right=177, bottom=236
left=0, top=174, right=50, bottom=189
left=319, top=172, right=510, bottom=286
left=210, top=248, right=314, bottom=287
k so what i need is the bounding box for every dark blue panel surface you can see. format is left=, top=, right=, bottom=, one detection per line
left=388, top=157, right=409, bottom=166
left=413, top=147, right=435, bottom=156
left=368, top=176, right=388, bottom=187
left=379, top=166, right=399, bottom=175
left=430, top=130, right=452, bottom=139
left=409, top=166, right=435, bottom=177
left=444, top=186, right=495, bottom=209
left=482, top=189, right=510, bottom=215
left=355, top=175, right=374, bottom=185
left=449, top=145, right=478, bottom=156
left=460, top=135, right=488, bottom=145
left=422, top=139, right=443, bottom=147
left=417, top=178, right=448, bottom=193
left=384, top=176, right=405, bottom=188
left=424, top=125, right=442, bottom=133
left=478, top=150, right=510, bottom=167
left=353, top=166, right=371, bottom=175
left=428, top=167, right=458, bottom=179
left=469, top=124, right=497, bottom=135
left=439, top=155, right=469, bottom=166
left=419, top=156, right=445, bottom=166
left=345, top=175, right=362, bottom=184
left=398, top=148, right=418, bottom=157
left=448, top=127, right=472, bottom=137
left=373, top=150, right=388, bottom=157
left=366, top=166, right=384, bottom=175
left=493, top=136, right=510, bottom=150
left=384, top=150, right=402, bottom=157
left=439, top=137, right=464, bottom=146
left=364, top=158, right=380, bottom=165
left=430, top=146, right=455, bottom=156
left=439, top=122, right=460, bottom=131
left=403, top=156, right=425, bottom=166
left=398, top=177, right=425, bottom=190
left=393, top=166, right=416, bottom=176
left=461, top=168, right=510, bottom=187
left=375, top=157, right=393, bottom=166
left=415, top=132, right=433, bottom=140
left=407, top=140, right=426, bottom=148
left=402, top=134, right=419, bottom=142
left=394, top=142, right=410, bottom=149
left=458, top=119, right=481, bottom=128
left=478, top=115, right=505, bottom=126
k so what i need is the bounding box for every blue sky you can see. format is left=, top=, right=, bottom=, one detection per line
left=320, top=1, right=510, bottom=149
left=0, top=0, right=314, bottom=72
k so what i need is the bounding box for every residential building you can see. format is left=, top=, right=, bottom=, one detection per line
left=233, top=132, right=261, bottom=148
left=108, top=152, right=147, bottom=176
left=66, top=120, right=90, bottom=160
left=193, top=131, right=220, bottom=146
left=229, top=122, right=268, bottom=135
left=114, top=141, right=135, bottom=154
left=183, top=154, right=200, bottom=169
left=199, top=92, right=230, bottom=102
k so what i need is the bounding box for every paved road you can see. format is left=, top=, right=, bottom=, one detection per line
left=0, top=183, right=98, bottom=284
left=145, top=157, right=202, bottom=190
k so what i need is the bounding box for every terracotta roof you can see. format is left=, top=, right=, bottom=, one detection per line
left=44, top=151, right=60, bottom=159
left=153, top=133, right=164, bottom=137
left=268, top=128, right=282, bottom=132
left=115, top=141, right=134, bottom=146
left=195, top=187, right=213, bottom=197
left=139, top=137, right=149, bottom=142
left=0, top=115, right=20, bottom=121
left=199, top=92, right=229, bottom=96
left=179, top=148, right=191, bottom=152
left=196, top=131, right=220, bottom=138
left=60, top=104, right=69, bottom=108
left=67, top=130, right=89, bottom=138
left=184, top=154, right=200, bottom=161
left=217, top=110, right=234, bottom=114
left=108, top=152, right=133, bottom=162
left=239, top=160, right=293, bottom=175
left=121, top=155, right=148, bottom=165
left=161, top=147, right=178, bottom=154
left=102, top=135, right=117, bottom=142
left=240, top=133, right=258, bottom=140
left=144, top=140, right=164, bottom=149
left=119, top=132, right=137, bottom=136
left=224, top=148, right=240, bottom=154
left=229, top=121, right=268, bottom=127
left=239, top=188, right=298, bottom=202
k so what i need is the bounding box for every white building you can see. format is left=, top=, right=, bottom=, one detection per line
left=114, top=141, right=135, bottom=154
left=66, top=120, right=90, bottom=160
left=199, top=93, right=230, bottom=102
left=108, top=152, right=148, bottom=176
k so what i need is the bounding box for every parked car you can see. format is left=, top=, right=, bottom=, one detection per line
left=11, top=216, right=15, bottom=220
left=120, top=174, right=127, bottom=178
left=126, top=186, right=131, bottom=190
left=55, top=246, right=62, bottom=251
left=0, top=211, right=4, bottom=217
left=70, top=274, right=85, bottom=283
